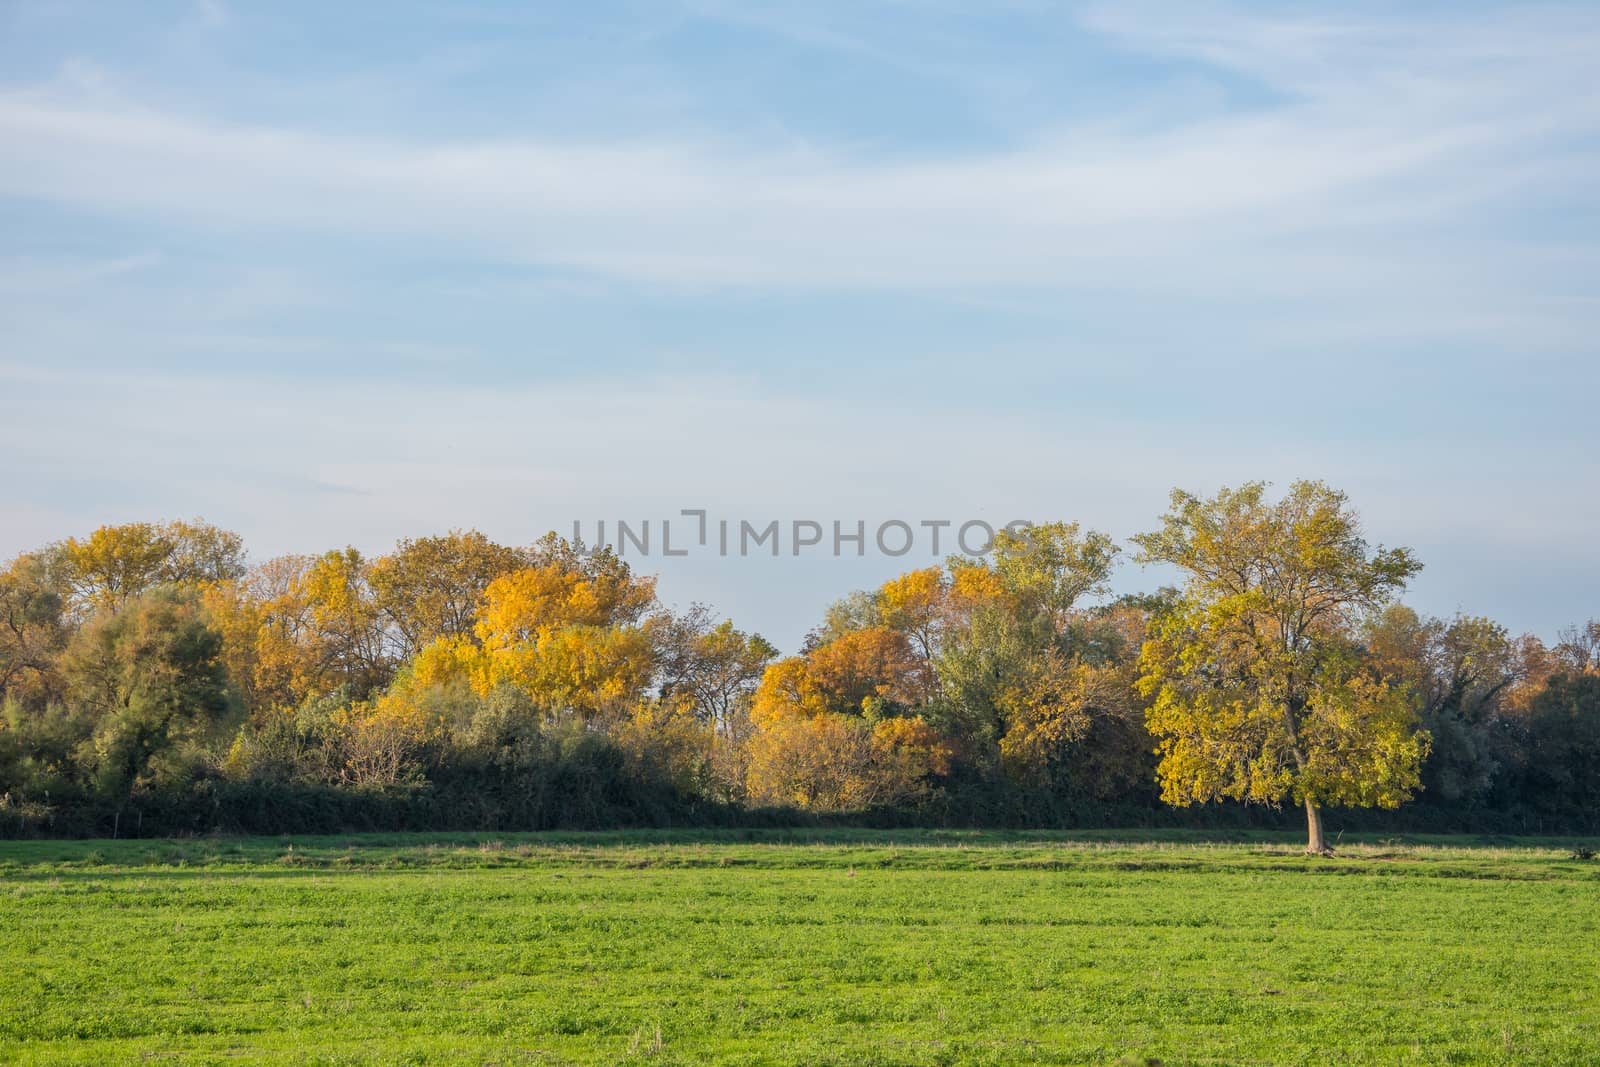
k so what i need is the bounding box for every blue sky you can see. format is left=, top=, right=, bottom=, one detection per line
left=2, top=0, right=1597, bottom=651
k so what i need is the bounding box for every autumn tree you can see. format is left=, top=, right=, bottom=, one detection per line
left=198, top=578, right=273, bottom=716
left=477, top=623, right=655, bottom=717
left=753, top=627, right=925, bottom=723
left=0, top=552, right=70, bottom=710
left=337, top=539, right=667, bottom=789
left=294, top=548, right=392, bottom=699
left=653, top=604, right=776, bottom=733
left=875, top=568, right=948, bottom=700
left=1135, top=481, right=1428, bottom=853
left=1364, top=606, right=1520, bottom=805
left=746, top=621, right=951, bottom=809
left=474, top=543, right=654, bottom=646
left=1554, top=621, right=1600, bottom=675
left=744, top=711, right=951, bottom=810
left=1063, top=601, right=1166, bottom=799
left=610, top=694, right=718, bottom=797
left=368, top=531, right=529, bottom=659
left=197, top=548, right=393, bottom=719
left=161, top=520, right=248, bottom=586
left=807, top=589, right=879, bottom=650
left=60, top=520, right=245, bottom=616
left=200, top=554, right=323, bottom=715
left=331, top=678, right=459, bottom=787
left=404, top=540, right=659, bottom=721
left=990, top=522, right=1118, bottom=633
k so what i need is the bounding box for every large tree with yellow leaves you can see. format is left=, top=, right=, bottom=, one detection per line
left=1134, top=481, right=1429, bottom=854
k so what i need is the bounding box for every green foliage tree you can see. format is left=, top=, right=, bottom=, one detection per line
left=990, top=521, right=1119, bottom=633
left=1519, top=672, right=1600, bottom=826
left=1135, top=481, right=1429, bottom=853
left=936, top=522, right=1124, bottom=783
left=60, top=589, right=233, bottom=833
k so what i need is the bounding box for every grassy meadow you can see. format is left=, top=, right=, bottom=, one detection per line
left=2, top=830, right=1597, bottom=1065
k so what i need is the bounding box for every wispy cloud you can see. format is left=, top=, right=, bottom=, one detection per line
left=2, top=2, right=1595, bottom=321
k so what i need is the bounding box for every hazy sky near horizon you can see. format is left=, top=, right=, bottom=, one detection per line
left=2, top=0, right=1597, bottom=651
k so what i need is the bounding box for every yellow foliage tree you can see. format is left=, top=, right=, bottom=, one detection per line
left=474, top=560, right=655, bottom=653
left=991, top=522, right=1118, bottom=633
left=1135, top=481, right=1429, bottom=853
left=745, top=622, right=952, bottom=810
left=610, top=695, right=715, bottom=795
left=876, top=568, right=946, bottom=697
left=946, top=559, right=1009, bottom=619
left=405, top=550, right=660, bottom=720
left=806, top=627, right=924, bottom=711
left=0, top=552, right=69, bottom=709
left=478, top=624, right=655, bottom=716
left=368, top=530, right=529, bottom=658
left=745, top=712, right=951, bottom=810
left=61, top=519, right=244, bottom=616
left=199, top=549, right=391, bottom=719
left=332, top=682, right=443, bottom=787
left=994, top=652, right=1104, bottom=781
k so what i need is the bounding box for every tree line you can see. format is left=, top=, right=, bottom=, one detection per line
left=2, top=482, right=1596, bottom=846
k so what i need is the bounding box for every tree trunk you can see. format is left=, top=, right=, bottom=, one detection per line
left=1304, top=798, right=1331, bottom=855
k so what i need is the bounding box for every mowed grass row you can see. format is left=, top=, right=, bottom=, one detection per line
left=1, top=831, right=1597, bottom=1065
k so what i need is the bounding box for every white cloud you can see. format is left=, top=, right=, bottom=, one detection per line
left=0, top=2, right=1594, bottom=316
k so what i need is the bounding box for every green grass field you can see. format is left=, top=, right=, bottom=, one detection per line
left=2, top=830, right=1597, bottom=1065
